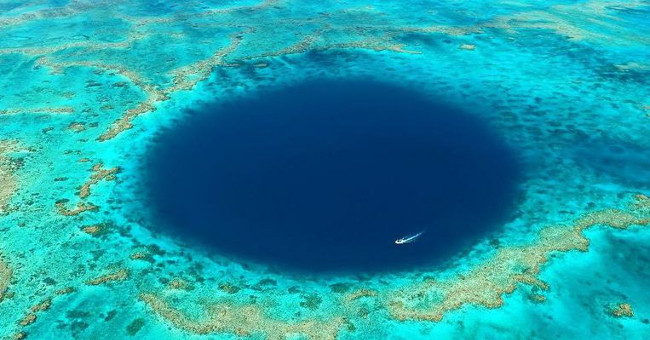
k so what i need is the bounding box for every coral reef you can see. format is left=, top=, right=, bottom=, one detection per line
left=608, top=303, right=634, bottom=318
left=140, top=293, right=345, bottom=339
left=387, top=198, right=649, bottom=322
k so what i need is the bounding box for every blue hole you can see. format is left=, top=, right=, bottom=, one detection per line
left=146, top=79, right=522, bottom=275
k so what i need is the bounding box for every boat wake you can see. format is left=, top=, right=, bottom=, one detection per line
left=395, top=230, right=425, bottom=245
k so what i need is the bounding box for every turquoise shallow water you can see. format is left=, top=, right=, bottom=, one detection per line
left=0, top=0, right=649, bottom=339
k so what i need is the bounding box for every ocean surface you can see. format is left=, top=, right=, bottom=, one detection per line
left=0, top=0, right=649, bottom=339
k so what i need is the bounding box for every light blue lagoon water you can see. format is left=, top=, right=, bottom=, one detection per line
left=0, top=0, right=649, bottom=339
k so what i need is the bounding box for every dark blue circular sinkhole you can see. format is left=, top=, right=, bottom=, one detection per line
left=146, top=79, right=521, bottom=275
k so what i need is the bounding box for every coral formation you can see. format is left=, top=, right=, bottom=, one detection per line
left=0, top=142, right=18, bottom=214
left=387, top=197, right=649, bottom=322
left=85, top=269, right=129, bottom=286
left=0, top=255, right=10, bottom=303
left=608, top=303, right=634, bottom=318
left=140, top=293, right=345, bottom=339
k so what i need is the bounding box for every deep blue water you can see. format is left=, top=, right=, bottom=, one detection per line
left=146, top=79, right=522, bottom=274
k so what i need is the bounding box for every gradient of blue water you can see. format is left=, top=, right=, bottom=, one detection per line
left=146, top=79, right=522, bottom=274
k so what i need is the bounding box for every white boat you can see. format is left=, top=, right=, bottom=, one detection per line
left=395, top=231, right=425, bottom=245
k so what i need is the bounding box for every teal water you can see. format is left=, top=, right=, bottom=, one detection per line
left=0, top=0, right=649, bottom=339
